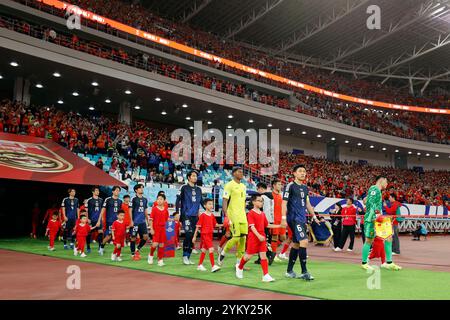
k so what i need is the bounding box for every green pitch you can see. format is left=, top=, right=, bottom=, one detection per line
left=1, top=238, right=449, bottom=300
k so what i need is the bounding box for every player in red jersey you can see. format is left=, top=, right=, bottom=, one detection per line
left=111, top=210, right=127, bottom=262
left=270, top=179, right=287, bottom=262
left=45, top=212, right=61, bottom=251
left=217, top=216, right=231, bottom=256
left=72, top=211, right=92, bottom=257
left=121, top=195, right=131, bottom=247
left=173, top=212, right=182, bottom=250
left=148, top=193, right=169, bottom=266
left=235, top=195, right=279, bottom=282
left=192, top=199, right=222, bottom=272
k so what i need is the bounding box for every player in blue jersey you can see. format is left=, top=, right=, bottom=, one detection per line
left=61, top=188, right=80, bottom=250
left=129, top=184, right=150, bottom=261
left=176, top=170, right=203, bottom=265
left=86, top=186, right=103, bottom=253
left=282, top=164, right=320, bottom=281
left=96, top=186, right=122, bottom=256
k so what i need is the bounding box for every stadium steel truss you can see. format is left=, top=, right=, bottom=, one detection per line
left=143, top=0, right=450, bottom=94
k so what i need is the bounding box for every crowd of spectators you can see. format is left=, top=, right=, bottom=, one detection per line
left=274, top=152, right=449, bottom=208
left=1, top=13, right=448, bottom=143
left=0, top=15, right=289, bottom=110
left=1, top=99, right=448, bottom=207
left=294, top=92, right=449, bottom=144
left=18, top=0, right=450, bottom=109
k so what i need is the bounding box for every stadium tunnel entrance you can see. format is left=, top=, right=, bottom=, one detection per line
left=0, top=179, right=97, bottom=237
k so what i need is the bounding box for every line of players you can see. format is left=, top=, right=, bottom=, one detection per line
left=46, top=164, right=401, bottom=282
left=46, top=185, right=180, bottom=265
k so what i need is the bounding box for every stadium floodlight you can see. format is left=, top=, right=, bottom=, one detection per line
left=228, top=115, right=233, bottom=119
left=57, top=100, right=63, bottom=104
left=155, top=97, right=161, bottom=102
left=268, top=123, right=273, bottom=127
left=316, top=134, right=322, bottom=138
left=189, top=126, right=194, bottom=130
left=302, top=131, right=307, bottom=135
left=286, top=128, right=291, bottom=131
left=370, top=145, right=374, bottom=149
left=435, top=154, right=439, bottom=158
left=89, top=106, right=95, bottom=111
left=53, top=72, right=61, bottom=77
left=134, top=105, right=141, bottom=110
left=35, top=84, right=43, bottom=88
left=227, top=125, right=232, bottom=129
left=395, top=149, right=399, bottom=153
left=185, top=116, right=191, bottom=120
left=125, top=90, right=132, bottom=94
left=426, top=153, right=430, bottom=157
left=357, top=142, right=362, bottom=146
left=331, top=137, right=335, bottom=141
left=91, top=81, right=99, bottom=86
left=161, top=111, right=167, bottom=115
left=408, top=151, right=412, bottom=154
left=382, top=147, right=387, bottom=151
left=105, top=99, right=111, bottom=103
left=0, top=75, right=3, bottom=79
left=207, top=121, right=212, bottom=125
left=249, top=119, right=254, bottom=123
left=72, top=92, right=79, bottom=96
left=207, top=110, right=213, bottom=114
left=10, top=61, right=19, bottom=67
left=417, top=152, right=421, bottom=156
left=182, top=104, right=188, bottom=108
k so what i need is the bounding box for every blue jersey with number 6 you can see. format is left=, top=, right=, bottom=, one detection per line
left=283, top=182, right=309, bottom=224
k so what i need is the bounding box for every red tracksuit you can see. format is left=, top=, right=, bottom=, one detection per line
left=47, top=219, right=61, bottom=248
left=112, top=220, right=127, bottom=257
left=74, top=223, right=91, bottom=253
left=174, top=220, right=181, bottom=247
left=196, top=212, right=217, bottom=250
left=150, top=206, right=169, bottom=260
left=150, top=206, right=169, bottom=243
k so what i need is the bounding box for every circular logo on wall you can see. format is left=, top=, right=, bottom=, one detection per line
left=0, top=150, right=73, bottom=173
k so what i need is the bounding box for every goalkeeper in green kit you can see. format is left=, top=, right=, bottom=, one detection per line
left=361, top=175, right=402, bottom=271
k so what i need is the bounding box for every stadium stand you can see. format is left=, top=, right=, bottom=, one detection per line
left=0, top=13, right=448, bottom=144
left=1, top=99, right=449, bottom=207
left=13, top=0, right=450, bottom=108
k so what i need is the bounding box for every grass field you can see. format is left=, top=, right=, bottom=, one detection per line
left=1, top=238, right=450, bottom=300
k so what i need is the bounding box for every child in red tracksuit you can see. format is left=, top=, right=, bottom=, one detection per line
left=192, top=199, right=222, bottom=272
left=111, top=210, right=127, bottom=262
left=45, top=212, right=61, bottom=251
left=235, top=195, right=280, bottom=282
left=73, top=212, right=92, bottom=257
left=148, top=193, right=169, bottom=266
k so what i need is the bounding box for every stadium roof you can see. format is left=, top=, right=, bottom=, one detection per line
left=2, top=45, right=448, bottom=158
left=143, top=0, right=450, bottom=87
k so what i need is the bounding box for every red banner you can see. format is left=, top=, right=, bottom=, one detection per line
left=33, top=0, right=450, bottom=114
left=0, top=133, right=126, bottom=186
